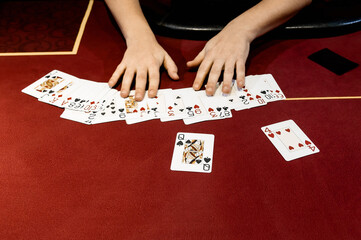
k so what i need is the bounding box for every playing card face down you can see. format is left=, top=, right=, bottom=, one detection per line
left=171, top=132, right=214, bottom=173
left=308, top=48, right=359, bottom=75
left=261, top=120, right=319, bottom=161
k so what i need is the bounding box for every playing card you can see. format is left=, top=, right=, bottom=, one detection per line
left=38, top=77, right=87, bottom=108
left=198, top=90, right=232, bottom=122
left=233, top=84, right=267, bottom=111
left=92, top=89, right=126, bottom=124
left=60, top=108, right=97, bottom=125
left=261, top=120, right=319, bottom=161
left=64, top=81, right=111, bottom=112
left=124, top=91, right=153, bottom=124
left=246, top=74, right=286, bottom=103
left=308, top=48, right=359, bottom=75
left=213, top=81, right=240, bottom=109
left=22, top=70, right=78, bottom=99
left=146, top=89, right=169, bottom=119
left=160, top=89, right=187, bottom=122
left=171, top=132, right=215, bottom=173
left=174, top=88, right=207, bottom=125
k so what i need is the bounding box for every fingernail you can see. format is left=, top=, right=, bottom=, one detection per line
left=149, top=89, right=155, bottom=96
left=222, top=93, right=229, bottom=97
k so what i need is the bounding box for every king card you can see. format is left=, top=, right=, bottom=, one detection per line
left=22, top=70, right=78, bottom=99
left=171, top=132, right=215, bottom=173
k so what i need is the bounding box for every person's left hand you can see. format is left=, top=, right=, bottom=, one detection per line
left=187, top=21, right=253, bottom=96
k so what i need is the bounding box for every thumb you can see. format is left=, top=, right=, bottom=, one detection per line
left=186, top=49, right=205, bottom=68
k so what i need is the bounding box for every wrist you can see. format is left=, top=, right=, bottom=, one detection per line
left=125, top=31, right=157, bottom=48
left=225, top=19, right=258, bottom=43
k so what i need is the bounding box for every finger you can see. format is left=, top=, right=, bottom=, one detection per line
left=222, top=60, right=236, bottom=95
left=120, top=69, right=135, bottom=98
left=236, top=60, right=245, bottom=89
left=108, top=63, right=125, bottom=87
left=135, top=68, right=147, bottom=101
left=148, top=66, right=160, bottom=98
left=186, top=49, right=205, bottom=68
left=164, top=54, right=179, bottom=80
left=192, top=59, right=213, bottom=91
left=205, top=60, right=224, bottom=96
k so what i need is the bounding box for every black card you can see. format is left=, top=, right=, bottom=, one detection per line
left=308, top=48, right=358, bottom=75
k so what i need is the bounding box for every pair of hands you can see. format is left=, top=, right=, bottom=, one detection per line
left=108, top=23, right=252, bottom=101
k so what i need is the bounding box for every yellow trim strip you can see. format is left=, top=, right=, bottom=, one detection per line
left=0, top=0, right=94, bottom=57
left=286, top=96, right=361, bottom=100
left=72, top=0, right=94, bottom=54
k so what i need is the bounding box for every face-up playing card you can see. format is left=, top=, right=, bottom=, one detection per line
left=124, top=91, right=155, bottom=124
left=171, top=132, right=215, bottom=173
left=121, top=91, right=147, bottom=120
left=22, top=70, right=78, bottom=99
left=91, top=89, right=126, bottom=124
left=146, top=89, right=169, bottom=119
left=174, top=88, right=207, bottom=125
left=198, top=90, right=232, bottom=121
left=233, top=84, right=267, bottom=111
left=38, top=77, right=87, bottom=108
left=213, top=81, right=240, bottom=109
left=246, top=74, right=286, bottom=103
left=60, top=108, right=97, bottom=125
left=63, top=81, right=111, bottom=112
left=261, top=120, right=319, bottom=161
left=160, top=89, right=187, bottom=122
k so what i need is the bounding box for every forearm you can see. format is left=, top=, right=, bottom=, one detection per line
left=227, top=0, right=312, bottom=41
left=104, top=0, right=156, bottom=46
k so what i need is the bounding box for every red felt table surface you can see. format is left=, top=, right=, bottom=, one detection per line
left=0, top=1, right=361, bottom=239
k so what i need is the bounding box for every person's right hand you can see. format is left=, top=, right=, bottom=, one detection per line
left=108, top=38, right=179, bottom=101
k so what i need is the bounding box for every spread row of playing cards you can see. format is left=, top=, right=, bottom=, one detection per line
left=22, top=70, right=286, bottom=125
